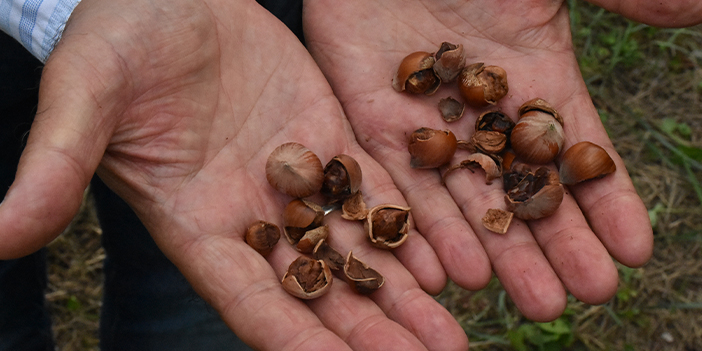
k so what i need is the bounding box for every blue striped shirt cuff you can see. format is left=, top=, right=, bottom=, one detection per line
left=0, top=0, right=82, bottom=63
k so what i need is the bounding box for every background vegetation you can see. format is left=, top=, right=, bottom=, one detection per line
left=46, top=1, right=702, bottom=349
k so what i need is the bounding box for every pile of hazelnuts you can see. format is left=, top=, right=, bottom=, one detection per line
left=245, top=143, right=411, bottom=299
left=394, top=42, right=617, bottom=234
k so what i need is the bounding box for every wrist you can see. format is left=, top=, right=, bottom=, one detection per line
left=0, top=0, right=82, bottom=63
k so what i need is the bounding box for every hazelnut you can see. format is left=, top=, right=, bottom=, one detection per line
left=559, top=141, right=616, bottom=185
left=408, top=127, right=458, bottom=169
left=510, top=100, right=565, bottom=164
left=266, top=142, right=324, bottom=198
left=312, top=238, right=346, bottom=271
left=245, top=220, right=281, bottom=256
left=504, top=166, right=564, bottom=220
left=321, top=154, right=362, bottom=201
left=392, top=51, right=440, bottom=95
left=282, top=256, right=333, bottom=299
left=438, top=96, right=465, bottom=122
left=365, top=204, right=411, bottom=249
left=433, top=42, right=466, bottom=83
left=482, top=208, right=514, bottom=234
left=457, top=63, right=509, bottom=107
left=283, top=199, right=325, bottom=252
left=344, top=251, right=384, bottom=295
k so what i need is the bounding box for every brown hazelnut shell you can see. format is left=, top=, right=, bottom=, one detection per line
left=321, top=154, right=363, bottom=201
left=392, top=51, right=440, bottom=95
left=408, top=128, right=458, bottom=169
left=504, top=167, right=564, bottom=220
left=283, top=199, right=324, bottom=245
left=510, top=111, right=565, bottom=164
left=518, top=98, right=563, bottom=125
left=312, top=238, right=346, bottom=271
left=341, top=191, right=369, bottom=220
left=245, top=220, right=281, bottom=256
left=482, top=208, right=514, bottom=234
left=344, top=251, right=385, bottom=295
left=365, top=204, right=411, bottom=249
left=559, top=141, right=616, bottom=185
left=433, top=42, right=466, bottom=83
left=438, top=97, right=465, bottom=122
left=458, top=63, right=509, bottom=107
left=282, top=256, right=333, bottom=299
left=266, top=142, right=323, bottom=198
left=443, top=153, right=502, bottom=185
left=472, top=130, right=507, bottom=155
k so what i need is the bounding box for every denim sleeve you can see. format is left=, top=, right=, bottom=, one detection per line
left=0, top=0, right=81, bottom=63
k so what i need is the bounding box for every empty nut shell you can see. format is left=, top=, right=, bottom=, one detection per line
left=313, top=238, right=346, bottom=271
left=458, top=63, right=509, bottom=107
left=408, top=128, right=458, bottom=169
left=282, top=256, right=333, bottom=299
left=344, top=251, right=385, bottom=295
left=365, top=204, right=411, bottom=249
left=443, top=153, right=502, bottom=185
left=504, top=166, right=564, bottom=220
left=321, top=154, right=362, bottom=201
left=433, top=42, right=466, bottom=83
left=341, top=191, right=369, bottom=220
left=559, top=141, right=616, bottom=185
left=392, top=51, right=440, bottom=95
left=438, top=97, right=465, bottom=122
left=475, top=110, right=515, bottom=135
left=245, top=220, right=281, bottom=256
left=472, top=130, right=507, bottom=155
left=266, top=142, right=324, bottom=198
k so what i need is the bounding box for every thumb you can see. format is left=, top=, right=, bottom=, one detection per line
left=0, top=46, right=123, bottom=259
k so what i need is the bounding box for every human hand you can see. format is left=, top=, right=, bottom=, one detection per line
left=303, top=0, right=666, bottom=321
left=0, top=0, right=468, bottom=349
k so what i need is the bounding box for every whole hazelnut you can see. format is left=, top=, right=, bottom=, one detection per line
left=245, top=220, right=281, bottom=256
left=321, top=154, right=362, bottom=201
left=408, top=127, right=458, bottom=169
left=344, top=251, right=384, bottom=295
left=266, top=142, right=324, bottom=198
left=365, top=204, right=411, bottom=249
left=559, top=141, right=616, bottom=185
left=458, top=63, right=509, bottom=107
left=510, top=101, right=565, bottom=164
left=392, top=51, right=440, bottom=95
left=282, top=256, right=333, bottom=299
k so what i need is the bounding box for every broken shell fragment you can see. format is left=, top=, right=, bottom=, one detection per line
left=559, top=141, right=616, bottom=185
left=282, top=256, right=333, bottom=299
left=313, top=238, right=346, bottom=271
left=283, top=199, right=325, bottom=249
left=458, top=63, right=509, bottom=107
left=471, top=130, right=507, bottom=155
left=433, top=42, right=466, bottom=83
left=475, top=110, right=515, bottom=135
left=443, top=153, right=502, bottom=185
left=341, top=191, right=369, bottom=220
left=295, top=225, right=329, bottom=254
left=438, top=97, right=465, bottom=122
left=344, top=251, right=385, bottom=295
left=245, top=220, right=281, bottom=256
left=321, top=154, right=363, bottom=201
left=392, top=51, right=440, bottom=95
left=504, top=166, right=564, bottom=220
left=408, top=127, right=458, bottom=169
left=482, top=208, right=514, bottom=234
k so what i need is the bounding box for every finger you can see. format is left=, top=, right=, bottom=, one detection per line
left=558, top=97, right=654, bottom=267
left=0, top=44, right=120, bottom=259
left=350, top=98, right=493, bottom=292
left=583, top=0, right=702, bottom=27
left=442, top=160, right=568, bottom=322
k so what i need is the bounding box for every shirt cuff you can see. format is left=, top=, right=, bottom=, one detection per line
left=0, top=0, right=82, bottom=63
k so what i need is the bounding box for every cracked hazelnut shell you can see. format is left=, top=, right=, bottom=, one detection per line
left=458, top=63, right=509, bottom=107
left=504, top=166, right=564, bottom=220
left=321, top=154, right=362, bottom=201
left=408, top=128, right=458, bottom=169
left=344, top=251, right=385, bottom=295
left=365, top=204, right=411, bottom=249
left=282, top=256, right=333, bottom=299
left=392, top=51, right=440, bottom=95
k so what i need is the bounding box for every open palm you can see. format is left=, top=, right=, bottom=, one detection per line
left=304, top=0, right=654, bottom=321
left=0, top=0, right=467, bottom=349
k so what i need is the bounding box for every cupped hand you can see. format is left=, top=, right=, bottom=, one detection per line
left=0, top=0, right=467, bottom=349
left=304, top=0, right=654, bottom=321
